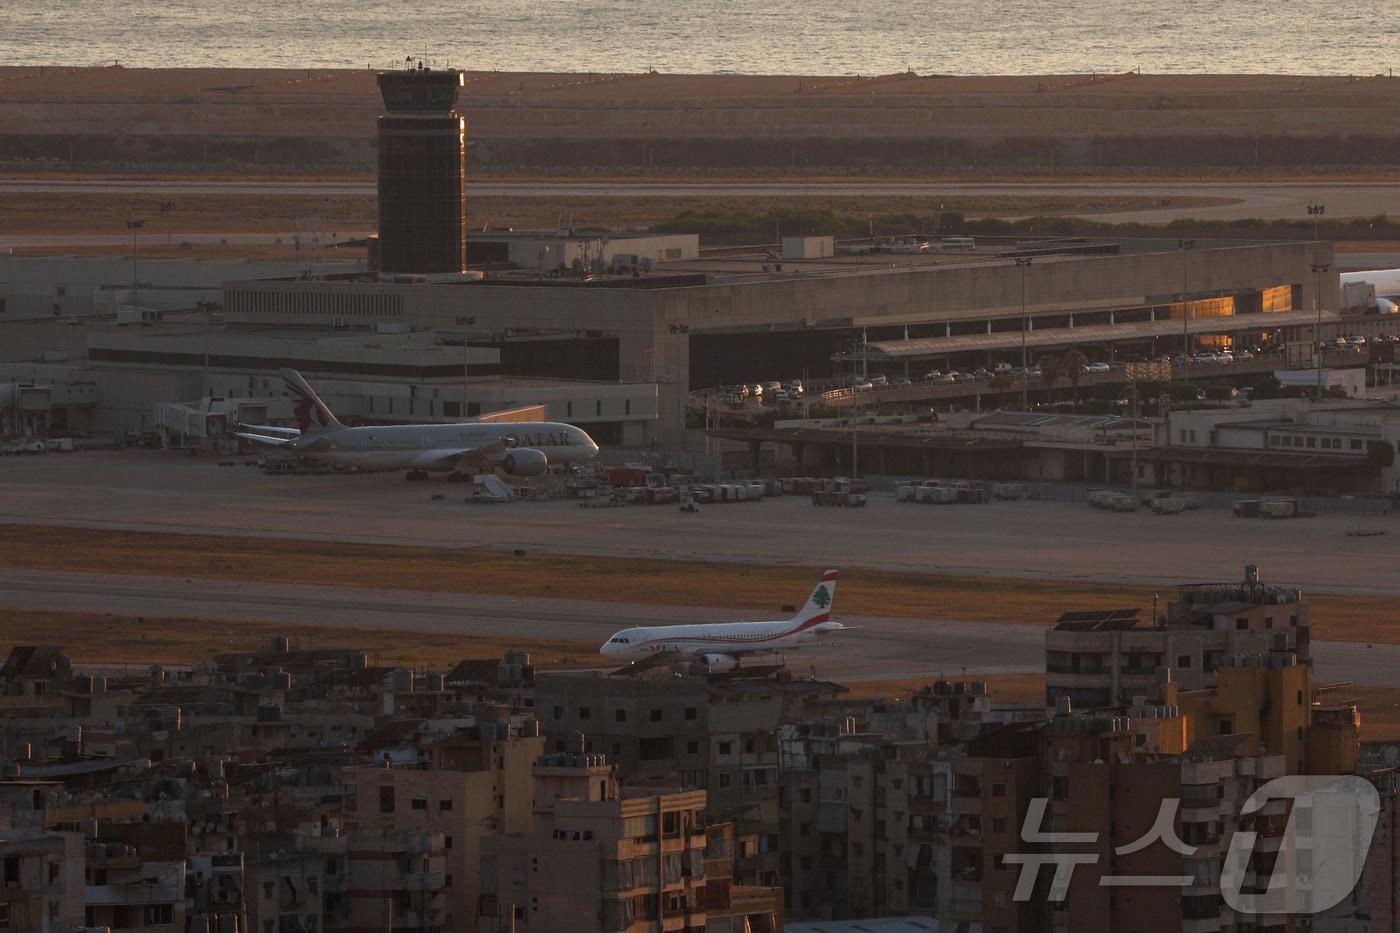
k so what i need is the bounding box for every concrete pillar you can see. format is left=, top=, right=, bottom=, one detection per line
left=945, top=322, right=952, bottom=337
left=1109, top=311, right=1116, bottom=325
left=986, top=320, right=993, bottom=334
left=748, top=440, right=762, bottom=473
left=1068, top=314, right=1075, bottom=328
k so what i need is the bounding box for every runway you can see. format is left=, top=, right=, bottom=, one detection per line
left=0, top=567, right=1392, bottom=688
left=3, top=178, right=1400, bottom=222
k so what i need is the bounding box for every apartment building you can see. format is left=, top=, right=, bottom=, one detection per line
left=342, top=722, right=544, bottom=929
left=344, top=829, right=449, bottom=933
left=0, top=831, right=85, bottom=931
left=1046, top=565, right=1309, bottom=709
left=479, top=752, right=783, bottom=933
left=536, top=670, right=842, bottom=886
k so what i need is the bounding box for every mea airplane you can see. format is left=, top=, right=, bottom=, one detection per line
left=600, top=570, right=851, bottom=671
left=237, top=369, right=599, bottom=480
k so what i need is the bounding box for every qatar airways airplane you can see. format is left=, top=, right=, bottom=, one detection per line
left=599, top=570, right=850, bottom=671
left=237, top=369, right=599, bottom=480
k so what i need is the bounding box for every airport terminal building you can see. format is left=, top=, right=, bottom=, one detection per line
left=221, top=235, right=1338, bottom=441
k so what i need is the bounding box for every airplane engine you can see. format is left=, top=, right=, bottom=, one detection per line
left=501, top=448, right=549, bottom=477
left=702, top=653, right=738, bottom=672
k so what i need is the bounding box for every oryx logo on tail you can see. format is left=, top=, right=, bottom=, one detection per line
left=281, top=368, right=344, bottom=434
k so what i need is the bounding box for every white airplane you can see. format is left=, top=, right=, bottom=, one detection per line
left=237, top=369, right=599, bottom=480
left=599, top=570, right=850, bottom=671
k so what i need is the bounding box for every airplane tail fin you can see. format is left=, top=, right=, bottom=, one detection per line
left=280, top=368, right=344, bottom=434
left=787, top=570, right=838, bottom=633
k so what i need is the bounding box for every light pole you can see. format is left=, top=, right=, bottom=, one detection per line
left=1016, top=257, right=1033, bottom=409
left=456, top=314, right=475, bottom=419
left=1307, top=202, right=1325, bottom=244
left=668, top=322, right=689, bottom=448
left=1178, top=239, right=1195, bottom=358
left=1311, top=262, right=1331, bottom=398
left=158, top=201, right=176, bottom=247
left=126, top=218, right=145, bottom=307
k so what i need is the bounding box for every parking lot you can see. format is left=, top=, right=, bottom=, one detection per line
left=3, top=450, right=1397, bottom=596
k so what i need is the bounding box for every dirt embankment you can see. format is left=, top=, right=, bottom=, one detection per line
left=3, top=67, right=1400, bottom=176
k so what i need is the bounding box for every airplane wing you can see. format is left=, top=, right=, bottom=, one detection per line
left=236, top=432, right=294, bottom=447
left=238, top=423, right=301, bottom=437
left=407, top=439, right=513, bottom=469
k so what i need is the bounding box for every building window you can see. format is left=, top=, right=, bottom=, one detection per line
left=445, top=835, right=453, bottom=849
left=579, top=706, right=591, bottom=720
left=992, top=817, right=1007, bottom=833
left=625, top=400, right=631, bottom=415
left=379, top=786, right=395, bottom=813
left=686, top=740, right=699, bottom=754
left=684, top=707, right=697, bottom=720
left=1236, top=618, right=1248, bottom=630
left=1351, top=439, right=1363, bottom=451
left=596, top=400, right=602, bottom=416
left=991, top=783, right=1006, bottom=798
left=718, top=741, right=732, bottom=756
left=1177, top=654, right=1192, bottom=668
left=411, top=798, right=427, bottom=811
left=1219, top=719, right=1233, bottom=734
left=718, top=772, right=732, bottom=789
left=440, top=799, right=453, bottom=811
left=3, top=858, right=16, bottom=885
left=143, top=905, right=173, bottom=925
left=651, top=709, right=663, bottom=722
left=615, top=709, right=627, bottom=723
left=1297, top=690, right=1304, bottom=705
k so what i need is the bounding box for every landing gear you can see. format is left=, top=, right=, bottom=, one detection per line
left=405, top=469, right=430, bottom=481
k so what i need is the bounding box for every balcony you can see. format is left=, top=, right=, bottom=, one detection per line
left=403, top=869, right=445, bottom=891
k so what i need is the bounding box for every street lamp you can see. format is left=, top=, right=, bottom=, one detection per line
left=1307, top=202, right=1326, bottom=243
left=1311, top=262, right=1331, bottom=398
left=126, top=218, right=145, bottom=307
left=1178, top=239, right=1195, bottom=358
left=158, top=201, right=176, bottom=247
left=1016, top=257, right=1033, bottom=409
left=668, top=323, right=690, bottom=448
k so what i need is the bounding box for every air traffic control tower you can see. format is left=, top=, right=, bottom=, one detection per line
left=375, top=65, right=467, bottom=275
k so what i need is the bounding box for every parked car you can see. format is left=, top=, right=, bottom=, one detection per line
left=1084, top=362, right=1111, bottom=373
left=923, top=370, right=943, bottom=380
left=869, top=374, right=889, bottom=387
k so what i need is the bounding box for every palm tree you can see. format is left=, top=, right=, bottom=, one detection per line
left=1062, top=349, right=1088, bottom=405
left=1038, top=355, right=1061, bottom=404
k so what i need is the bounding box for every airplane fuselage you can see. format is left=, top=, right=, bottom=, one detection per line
left=298, top=422, right=597, bottom=471
left=601, top=619, right=840, bottom=661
